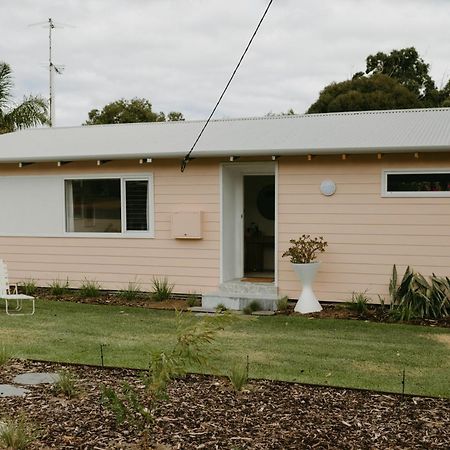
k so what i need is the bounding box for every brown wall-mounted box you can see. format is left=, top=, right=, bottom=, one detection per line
left=171, top=211, right=203, bottom=239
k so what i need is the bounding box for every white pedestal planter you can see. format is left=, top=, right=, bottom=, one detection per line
left=292, top=262, right=322, bottom=314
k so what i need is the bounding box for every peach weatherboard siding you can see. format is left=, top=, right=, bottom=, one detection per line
left=277, top=153, right=450, bottom=302
left=1, top=153, right=450, bottom=303
left=0, top=159, right=221, bottom=294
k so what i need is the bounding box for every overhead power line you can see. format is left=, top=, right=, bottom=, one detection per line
left=181, top=0, right=275, bottom=172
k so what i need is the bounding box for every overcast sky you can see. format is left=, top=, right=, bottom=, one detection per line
left=1, top=0, right=449, bottom=127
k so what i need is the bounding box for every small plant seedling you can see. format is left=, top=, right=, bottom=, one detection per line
left=276, top=296, right=289, bottom=312
left=78, top=279, right=101, bottom=298
left=54, top=370, right=78, bottom=399
left=101, top=311, right=235, bottom=430
left=215, top=303, right=228, bottom=313
left=151, top=277, right=174, bottom=301
left=347, top=291, right=370, bottom=315
left=186, top=292, right=200, bottom=307
left=0, top=415, right=36, bottom=450
left=243, top=300, right=261, bottom=315
left=101, top=385, right=128, bottom=425
left=228, top=363, right=249, bottom=392
left=48, top=278, right=70, bottom=296
left=19, top=279, right=37, bottom=296
left=118, top=281, right=142, bottom=301
left=0, top=346, right=11, bottom=366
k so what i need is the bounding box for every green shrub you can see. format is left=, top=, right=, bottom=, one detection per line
left=186, top=292, right=200, bottom=307
left=243, top=300, right=261, bottom=315
left=78, top=279, right=101, bottom=298
left=118, top=281, right=141, bottom=301
left=0, top=415, right=35, bottom=450
left=228, top=363, right=248, bottom=392
left=54, top=370, right=78, bottom=398
left=389, top=265, right=450, bottom=320
left=282, top=234, right=328, bottom=264
left=276, top=296, right=289, bottom=312
left=48, top=278, right=69, bottom=296
left=102, top=311, right=234, bottom=430
left=101, top=386, right=129, bottom=425
left=215, top=303, right=228, bottom=313
left=347, top=291, right=370, bottom=314
left=151, top=277, right=173, bottom=301
left=19, top=280, right=37, bottom=296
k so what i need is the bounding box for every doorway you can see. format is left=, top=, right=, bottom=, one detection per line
left=243, top=175, right=275, bottom=281
left=221, top=162, right=276, bottom=284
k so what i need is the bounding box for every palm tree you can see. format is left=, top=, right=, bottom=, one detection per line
left=0, top=62, right=48, bottom=134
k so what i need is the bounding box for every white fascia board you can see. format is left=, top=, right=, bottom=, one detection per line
left=1, top=145, right=450, bottom=164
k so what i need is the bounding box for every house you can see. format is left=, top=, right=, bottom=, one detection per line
left=0, top=108, right=449, bottom=309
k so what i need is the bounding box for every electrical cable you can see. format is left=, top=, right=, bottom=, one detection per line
left=181, top=0, right=275, bottom=172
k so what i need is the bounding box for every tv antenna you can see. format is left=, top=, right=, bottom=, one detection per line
left=29, top=18, right=73, bottom=127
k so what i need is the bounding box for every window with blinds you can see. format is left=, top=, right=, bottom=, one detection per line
left=125, top=180, right=148, bottom=231
left=64, top=176, right=152, bottom=235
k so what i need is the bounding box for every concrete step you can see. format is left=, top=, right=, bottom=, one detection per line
left=218, top=279, right=277, bottom=296
left=202, top=279, right=280, bottom=311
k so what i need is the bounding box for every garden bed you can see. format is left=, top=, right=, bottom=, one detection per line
left=32, top=287, right=450, bottom=328
left=1, top=359, right=449, bottom=449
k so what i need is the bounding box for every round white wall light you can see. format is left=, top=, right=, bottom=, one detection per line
left=320, top=179, right=336, bottom=196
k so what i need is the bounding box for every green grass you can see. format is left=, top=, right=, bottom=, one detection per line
left=0, top=299, right=449, bottom=397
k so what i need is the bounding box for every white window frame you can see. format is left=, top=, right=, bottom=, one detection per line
left=382, top=169, right=450, bottom=198
left=63, top=174, right=155, bottom=238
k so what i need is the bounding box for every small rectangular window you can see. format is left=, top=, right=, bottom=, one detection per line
left=125, top=180, right=148, bottom=231
left=65, top=176, right=152, bottom=234
left=383, top=170, right=450, bottom=197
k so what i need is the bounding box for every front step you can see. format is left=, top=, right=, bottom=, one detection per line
left=202, top=280, right=279, bottom=311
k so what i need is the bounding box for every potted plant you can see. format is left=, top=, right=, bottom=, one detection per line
left=282, top=235, right=328, bottom=313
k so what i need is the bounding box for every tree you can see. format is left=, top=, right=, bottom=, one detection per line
left=307, top=73, right=421, bottom=114
left=167, top=111, right=185, bottom=122
left=266, top=108, right=297, bottom=117
left=307, top=47, right=450, bottom=113
left=84, top=98, right=184, bottom=125
left=440, top=80, right=450, bottom=107
left=0, top=62, right=48, bottom=134
left=364, top=47, right=439, bottom=106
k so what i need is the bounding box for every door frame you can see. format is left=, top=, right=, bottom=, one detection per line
left=220, top=161, right=278, bottom=285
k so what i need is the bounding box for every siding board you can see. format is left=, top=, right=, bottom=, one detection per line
left=278, top=154, right=450, bottom=301
left=1, top=160, right=221, bottom=292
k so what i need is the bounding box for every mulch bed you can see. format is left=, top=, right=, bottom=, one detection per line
left=34, top=288, right=190, bottom=311
left=1, top=359, right=449, bottom=449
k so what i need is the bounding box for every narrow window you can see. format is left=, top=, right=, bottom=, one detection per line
left=387, top=172, right=450, bottom=192
left=125, top=180, right=148, bottom=231
left=384, top=171, right=450, bottom=197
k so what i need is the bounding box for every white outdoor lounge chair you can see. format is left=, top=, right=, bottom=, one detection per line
left=0, top=259, right=35, bottom=316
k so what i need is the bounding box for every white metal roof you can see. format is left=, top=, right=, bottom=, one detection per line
left=0, top=108, right=449, bottom=163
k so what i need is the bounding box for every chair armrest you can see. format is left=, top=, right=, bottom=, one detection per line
left=8, top=283, right=19, bottom=295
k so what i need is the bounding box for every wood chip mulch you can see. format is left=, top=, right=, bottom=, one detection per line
left=1, top=360, right=449, bottom=449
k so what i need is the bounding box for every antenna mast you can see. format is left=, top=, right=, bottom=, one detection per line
left=30, top=17, right=67, bottom=127
left=47, top=18, right=65, bottom=127
left=48, top=18, right=55, bottom=127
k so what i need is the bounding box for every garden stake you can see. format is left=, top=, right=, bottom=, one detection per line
left=100, top=344, right=106, bottom=367
left=246, top=354, right=249, bottom=379
left=401, top=369, right=406, bottom=402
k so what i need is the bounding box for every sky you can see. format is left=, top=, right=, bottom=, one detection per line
left=0, top=0, right=449, bottom=127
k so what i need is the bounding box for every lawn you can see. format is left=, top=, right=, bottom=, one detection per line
left=1, top=299, right=449, bottom=398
